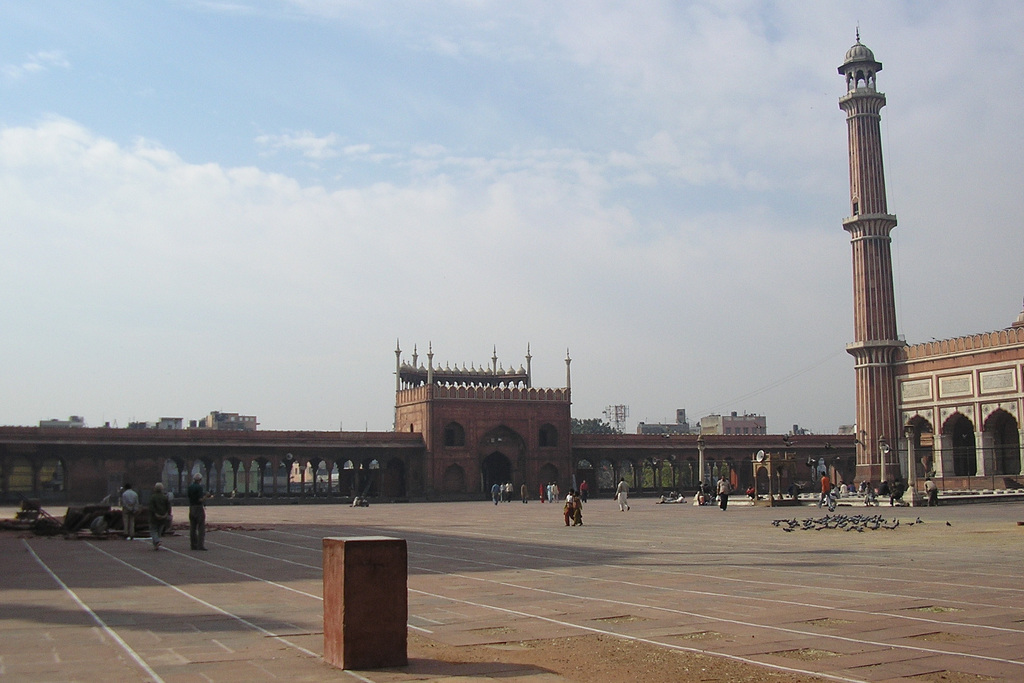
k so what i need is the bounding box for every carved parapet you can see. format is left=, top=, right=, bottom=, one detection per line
left=899, top=327, right=1024, bottom=361
left=430, top=385, right=569, bottom=402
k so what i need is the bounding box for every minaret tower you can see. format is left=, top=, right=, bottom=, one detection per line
left=839, top=34, right=903, bottom=485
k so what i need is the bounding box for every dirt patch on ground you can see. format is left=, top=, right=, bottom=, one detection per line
left=409, top=632, right=825, bottom=682
left=908, top=672, right=997, bottom=682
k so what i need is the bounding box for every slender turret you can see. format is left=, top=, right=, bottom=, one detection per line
left=839, top=35, right=904, bottom=484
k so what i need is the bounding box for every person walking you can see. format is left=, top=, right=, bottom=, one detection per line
left=579, top=479, right=589, bottom=503
left=491, top=482, right=501, bottom=505
left=520, top=482, right=529, bottom=503
left=187, top=472, right=208, bottom=551
left=119, top=482, right=140, bottom=541
left=148, top=482, right=171, bottom=550
left=563, top=490, right=574, bottom=526
left=818, top=473, right=832, bottom=508
left=717, top=475, right=731, bottom=510
left=615, top=478, right=630, bottom=511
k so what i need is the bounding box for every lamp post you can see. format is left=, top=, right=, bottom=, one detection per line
left=904, top=424, right=920, bottom=506
left=285, top=453, right=294, bottom=496
left=878, top=436, right=891, bottom=484
left=696, top=434, right=706, bottom=489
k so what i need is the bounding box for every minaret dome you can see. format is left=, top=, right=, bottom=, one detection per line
left=839, top=38, right=882, bottom=93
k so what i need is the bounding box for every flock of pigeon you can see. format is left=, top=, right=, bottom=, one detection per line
left=771, top=514, right=948, bottom=532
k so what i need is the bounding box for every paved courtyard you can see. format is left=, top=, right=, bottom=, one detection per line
left=2, top=496, right=1023, bottom=682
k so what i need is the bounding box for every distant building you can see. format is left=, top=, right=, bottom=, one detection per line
left=192, top=411, right=257, bottom=431
left=39, top=416, right=85, bottom=429
left=393, top=343, right=571, bottom=498
left=700, top=412, right=766, bottom=436
left=637, top=409, right=694, bottom=435
left=128, top=417, right=184, bottom=430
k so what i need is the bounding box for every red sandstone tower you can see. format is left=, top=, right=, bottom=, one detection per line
left=839, top=35, right=904, bottom=485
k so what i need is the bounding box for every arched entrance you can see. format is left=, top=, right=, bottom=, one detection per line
left=985, top=409, right=1021, bottom=476
left=356, top=458, right=380, bottom=497
left=680, top=458, right=697, bottom=490
left=945, top=413, right=977, bottom=477
left=907, top=416, right=935, bottom=478
left=537, top=463, right=559, bottom=492
left=340, top=460, right=356, bottom=496
left=755, top=466, right=771, bottom=496
left=639, top=460, right=656, bottom=492
left=162, top=459, right=184, bottom=496
left=575, top=459, right=594, bottom=493
left=381, top=458, right=406, bottom=498
left=477, top=425, right=525, bottom=495
left=596, top=459, right=615, bottom=491
left=617, top=460, right=635, bottom=488
left=4, top=456, right=34, bottom=499
left=481, top=452, right=512, bottom=495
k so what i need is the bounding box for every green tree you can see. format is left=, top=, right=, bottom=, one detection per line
left=571, top=417, right=620, bottom=434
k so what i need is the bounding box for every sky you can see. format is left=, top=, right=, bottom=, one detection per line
left=2, top=1, right=1022, bottom=434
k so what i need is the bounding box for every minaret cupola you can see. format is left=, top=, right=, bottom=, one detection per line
left=839, top=32, right=882, bottom=93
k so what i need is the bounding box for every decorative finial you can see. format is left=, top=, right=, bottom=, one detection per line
left=856, top=25, right=860, bottom=43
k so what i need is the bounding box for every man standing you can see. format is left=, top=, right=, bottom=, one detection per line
left=119, top=482, right=140, bottom=541
left=579, top=479, right=589, bottom=503
left=717, top=475, right=731, bottom=511
left=187, top=472, right=208, bottom=551
left=148, top=482, right=171, bottom=550
left=924, top=477, right=939, bottom=506
left=615, top=478, right=630, bottom=511
left=818, top=472, right=832, bottom=508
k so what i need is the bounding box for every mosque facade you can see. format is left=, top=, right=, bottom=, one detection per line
left=5, top=39, right=1019, bottom=506
left=839, top=37, right=1023, bottom=491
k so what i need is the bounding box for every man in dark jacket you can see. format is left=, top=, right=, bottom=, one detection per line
left=187, top=473, right=208, bottom=550
left=149, top=482, right=171, bottom=550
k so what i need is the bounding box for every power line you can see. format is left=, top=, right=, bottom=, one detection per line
left=698, top=348, right=848, bottom=416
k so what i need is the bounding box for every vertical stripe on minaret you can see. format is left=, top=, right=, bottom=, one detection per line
left=838, top=37, right=904, bottom=486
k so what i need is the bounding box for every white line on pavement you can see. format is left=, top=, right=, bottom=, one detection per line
left=22, top=540, right=166, bottom=683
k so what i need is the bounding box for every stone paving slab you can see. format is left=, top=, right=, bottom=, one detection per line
left=2, top=500, right=1024, bottom=682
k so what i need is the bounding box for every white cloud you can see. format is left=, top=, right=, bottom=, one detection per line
left=0, top=116, right=855, bottom=431
left=2, top=50, right=69, bottom=80
left=256, top=130, right=342, bottom=159
left=1, top=1, right=1022, bottom=435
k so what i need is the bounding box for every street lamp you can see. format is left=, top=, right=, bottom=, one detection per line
left=285, top=453, right=294, bottom=496
left=878, top=436, right=891, bottom=484
left=696, top=434, right=706, bottom=489
left=904, top=424, right=920, bottom=506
